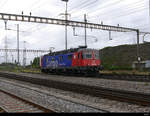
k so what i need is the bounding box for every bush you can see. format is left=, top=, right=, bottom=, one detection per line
left=102, top=63, right=132, bottom=71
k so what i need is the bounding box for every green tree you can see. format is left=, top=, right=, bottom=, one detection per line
left=32, top=57, right=40, bottom=68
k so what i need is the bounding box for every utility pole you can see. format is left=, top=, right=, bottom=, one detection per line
left=4, top=20, right=8, bottom=63
left=23, top=41, right=26, bottom=68
left=65, top=1, right=68, bottom=50
left=109, top=31, right=112, bottom=40
left=149, top=0, right=150, bottom=18
left=84, top=14, right=87, bottom=47
left=61, top=0, right=69, bottom=50
left=11, top=54, right=14, bottom=64
left=137, top=30, right=140, bottom=62
left=17, top=24, right=19, bottom=66
left=136, top=29, right=141, bottom=70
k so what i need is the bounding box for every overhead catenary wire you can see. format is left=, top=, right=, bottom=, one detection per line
left=72, top=2, right=147, bottom=29
left=0, top=0, right=4, bottom=5
left=87, top=0, right=144, bottom=15
left=69, top=0, right=99, bottom=14
left=26, top=0, right=41, bottom=9
left=86, top=0, right=123, bottom=14
left=30, top=0, right=56, bottom=13
left=97, top=24, right=149, bottom=44
left=24, top=24, right=45, bottom=32
left=71, top=0, right=123, bottom=18
left=89, top=6, right=147, bottom=22
left=0, top=0, right=9, bottom=11
left=83, top=19, right=150, bottom=45
left=71, top=0, right=145, bottom=20
left=68, top=0, right=91, bottom=12
left=96, top=21, right=150, bottom=39
left=71, top=0, right=145, bottom=19
left=89, top=2, right=146, bottom=20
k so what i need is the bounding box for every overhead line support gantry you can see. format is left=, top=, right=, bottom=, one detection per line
left=0, top=12, right=137, bottom=32
left=0, top=12, right=140, bottom=61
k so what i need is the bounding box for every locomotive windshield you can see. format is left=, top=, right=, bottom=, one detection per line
left=82, top=50, right=92, bottom=59
left=81, top=49, right=99, bottom=59
left=85, top=54, right=92, bottom=59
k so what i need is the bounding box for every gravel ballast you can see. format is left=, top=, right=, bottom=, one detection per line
left=0, top=77, right=106, bottom=112
left=3, top=71, right=150, bottom=94
left=0, top=77, right=150, bottom=112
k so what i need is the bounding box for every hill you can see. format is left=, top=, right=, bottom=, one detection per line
left=100, top=42, right=150, bottom=70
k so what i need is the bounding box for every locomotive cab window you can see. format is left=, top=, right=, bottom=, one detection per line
left=68, top=54, right=73, bottom=60
left=85, top=54, right=92, bottom=59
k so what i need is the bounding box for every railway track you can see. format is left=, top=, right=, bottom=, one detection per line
left=0, top=72, right=150, bottom=107
left=58, top=72, right=150, bottom=82
left=0, top=79, right=109, bottom=112
left=0, top=90, right=54, bottom=113
left=0, top=107, right=5, bottom=113
left=98, top=73, right=150, bottom=82
left=22, top=70, right=150, bottom=82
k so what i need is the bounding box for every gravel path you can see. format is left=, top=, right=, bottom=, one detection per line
left=0, top=77, right=150, bottom=112
left=5, top=71, right=150, bottom=94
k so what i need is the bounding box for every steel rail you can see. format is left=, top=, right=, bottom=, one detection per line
left=0, top=89, right=55, bottom=113
left=0, top=72, right=150, bottom=106
left=0, top=79, right=109, bottom=113
left=21, top=70, right=150, bottom=82
left=98, top=73, right=150, bottom=82
left=42, top=72, right=150, bottom=82
left=0, top=107, right=5, bottom=113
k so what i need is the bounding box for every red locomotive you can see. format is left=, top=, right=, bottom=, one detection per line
left=41, top=46, right=103, bottom=75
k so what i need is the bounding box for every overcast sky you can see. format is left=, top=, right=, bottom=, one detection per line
left=0, top=0, right=149, bottom=64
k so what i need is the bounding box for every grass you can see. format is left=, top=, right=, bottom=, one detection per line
left=21, top=69, right=41, bottom=74
left=0, top=65, right=149, bottom=76
left=144, top=82, right=149, bottom=86
left=0, top=65, right=41, bottom=74
left=100, top=70, right=150, bottom=76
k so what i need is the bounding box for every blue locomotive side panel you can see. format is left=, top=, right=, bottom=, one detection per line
left=46, top=56, right=58, bottom=68
left=58, top=53, right=73, bottom=67
left=42, top=53, right=73, bottom=69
